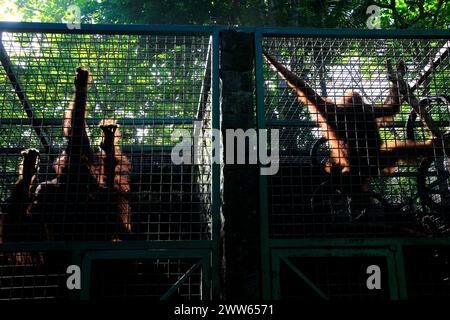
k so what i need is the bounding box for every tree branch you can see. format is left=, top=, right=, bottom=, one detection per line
left=389, top=59, right=444, bottom=138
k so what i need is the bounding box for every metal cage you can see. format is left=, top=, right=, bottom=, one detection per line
left=255, top=29, right=450, bottom=299
left=262, top=36, right=450, bottom=238
left=0, top=23, right=450, bottom=300
left=0, top=23, right=221, bottom=300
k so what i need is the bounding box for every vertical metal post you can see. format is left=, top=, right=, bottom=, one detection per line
left=70, top=250, right=83, bottom=300
left=271, top=252, right=281, bottom=299
left=394, top=244, right=408, bottom=300
left=79, top=255, right=92, bottom=300
left=201, top=255, right=212, bottom=300
left=254, top=31, right=271, bottom=299
left=386, top=250, right=400, bottom=300
left=211, top=31, right=222, bottom=300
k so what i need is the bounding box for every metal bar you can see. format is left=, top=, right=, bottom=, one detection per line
left=279, top=256, right=329, bottom=300
left=267, top=119, right=320, bottom=127
left=1, top=117, right=443, bottom=129
left=80, top=255, right=92, bottom=300
left=2, top=22, right=450, bottom=39
left=210, top=30, right=221, bottom=300
left=0, top=22, right=216, bottom=35
left=120, top=145, right=177, bottom=153
left=0, top=240, right=214, bottom=252
left=259, top=27, right=450, bottom=39
left=0, top=145, right=176, bottom=154
left=193, top=38, right=212, bottom=167
left=0, top=161, right=427, bottom=179
left=393, top=244, right=409, bottom=300
left=271, top=252, right=281, bottom=299
left=275, top=248, right=393, bottom=257
left=0, top=117, right=193, bottom=126
left=160, top=262, right=201, bottom=300
left=0, top=34, right=51, bottom=152
left=266, top=119, right=450, bottom=128
left=269, top=238, right=450, bottom=248
left=255, top=31, right=271, bottom=300
left=200, top=255, right=212, bottom=300
left=71, top=251, right=84, bottom=301
left=82, top=249, right=210, bottom=260
left=385, top=250, right=400, bottom=300
left=196, top=38, right=212, bottom=121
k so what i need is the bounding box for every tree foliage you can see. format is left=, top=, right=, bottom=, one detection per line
left=2, top=0, right=449, bottom=29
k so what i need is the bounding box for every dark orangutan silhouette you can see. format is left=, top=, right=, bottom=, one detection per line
left=0, top=148, right=44, bottom=264
left=29, top=67, right=131, bottom=240
left=0, top=148, right=40, bottom=243
left=264, top=52, right=450, bottom=211
left=98, top=119, right=132, bottom=235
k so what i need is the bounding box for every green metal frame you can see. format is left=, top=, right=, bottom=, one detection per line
left=271, top=248, right=399, bottom=300
left=210, top=30, right=222, bottom=299
left=2, top=22, right=450, bottom=38
left=0, top=118, right=194, bottom=125
left=0, top=241, right=214, bottom=299
left=254, top=28, right=450, bottom=300
left=266, top=238, right=450, bottom=300
left=255, top=31, right=271, bottom=300
left=79, top=249, right=211, bottom=300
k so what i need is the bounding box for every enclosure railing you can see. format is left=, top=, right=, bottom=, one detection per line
left=1, top=22, right=450, bottom=300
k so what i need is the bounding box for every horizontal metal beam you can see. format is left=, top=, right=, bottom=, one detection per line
left=267, top=119, right=450, bottom=128
left=0, top=145, right=174, bottom=155
left=269, top=237, right=450, bottom=248
left=259, top=27, right=450, bottom=39
left=84, top=249, right=210, bottom=260
left=1, top=22, right=450, bottom=39
left=1, top=117, right=443, bottom=129
left=0, top=22, right=215, bottom=35
left=0, top=117, right=193, bottom=126
left=0, top=240, right=214, bottom=252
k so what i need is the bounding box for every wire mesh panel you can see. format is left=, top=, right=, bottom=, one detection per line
left=0, top=30, right=212, bottom=242
left=0, top=251, right=71, bottom=300
left=0, top=25, right=216, bottom=300
left=263, top=36, right=450, bottom=238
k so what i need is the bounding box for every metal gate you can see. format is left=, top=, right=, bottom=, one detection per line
left=255, top=29, right=450, bottom=300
